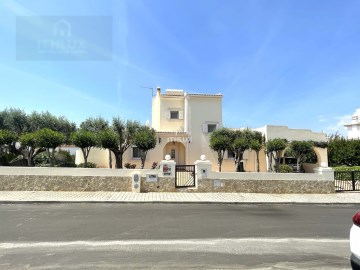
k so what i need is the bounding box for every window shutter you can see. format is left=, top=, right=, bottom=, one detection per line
left=179, top=111, right=184, bottom=119
left=165, top=110, right=170, bottom=119
left=202, top=123, right=208, bottom=133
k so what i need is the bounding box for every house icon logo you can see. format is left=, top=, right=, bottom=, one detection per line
left=53, top=19, right=71, bottom=38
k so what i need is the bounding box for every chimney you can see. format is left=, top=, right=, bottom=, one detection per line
left=156, top=86, right=161, bottom=96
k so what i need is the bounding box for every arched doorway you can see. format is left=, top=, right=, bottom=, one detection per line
left=163, top=142, right=186, bottom=164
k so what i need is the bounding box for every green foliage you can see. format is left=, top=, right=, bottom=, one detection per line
left=99, top=129, right=118, bottom=150
left=133, top=126, right=156, bottom=169
left=80, top=117, right=109, bottom=132
left=210, top=128, right=233, bottom=151
left=55, top=150, right=76, bottom=167
left=328, top=137, right=360, bottom=167
left=99, top=119, right=141, bottom=169
left=33, top=152, right=50, bottom=166
left=333, top=166, right=360, bottom=172
left=0, top=130, right=17, bottom=146
left=72, top=130, right=98, bottom=149
left=33, top=150, right=75, bottom=167
left=29, top=111, right=76, bottom=137
left=133, top=126, right=156, bottom=152
left=0, top=108, right=29, bottom=135
left=34, top=128, right=64, bottom=167
left=266, top=138, right=287, bottom=153
left=209, top=128, right=233, bottom=172
left=311, top=141, right=328, bottom=148
left=0, top=152, right=17, bottom=166
left=279, top=164, right=293, bottom=173
left=265, top=138, right=288, bottom=172
left=35, top=128, right=64, bottom=149
left=77, top=162, right=97, bottom=168
left=19, top=132, right=37, bottom=148
left=289, top=141, right=313, bottom=171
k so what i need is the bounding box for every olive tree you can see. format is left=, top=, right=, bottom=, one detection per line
left=110, top=118, right=141, bottom=169
left=35, top=128, right=65, bottom=167
left=265, top=138, right=287, bottom=172
left=290, top=141, right=314, bottom=172
left=133, top=126, right=157, bottom=169
left=80, top=117, right=111, bottom=167
left=209, top=128, right=233, bottom=172
left=19, top=132, right=43, bottom=166
left=71, top=130, right=98, bottom=167
left=0, top=130, right=18, bottom=165
left=229, top=129, right=255, bottom=172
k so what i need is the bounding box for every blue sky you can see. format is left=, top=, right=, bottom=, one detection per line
left=0, top=0, right=359, bottom=135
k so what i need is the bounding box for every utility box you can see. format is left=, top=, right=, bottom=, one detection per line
left=132, top=173, right=141, bottom=193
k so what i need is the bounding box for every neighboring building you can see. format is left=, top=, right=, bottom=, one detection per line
left=344, top=109, right=360, bottom=139
left=76, top=87, right=328, bottom=172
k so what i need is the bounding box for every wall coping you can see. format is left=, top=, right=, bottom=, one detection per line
left=0, top=166, right=333, bottom=182
left=0, top=167, right=156, bottom=177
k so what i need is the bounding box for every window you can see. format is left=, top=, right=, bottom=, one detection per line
left=227, top=150, right=235, bottom=159
left=166, top=109, right=183, bottom=120
left=207, top=124, right=217, bottom=133
left=170, top=110, right=179, bottom=119
left=170, top=149, right=176, bottom=159
left=202, top=123, right=219, bottom=133
left=132, top=147, right=144, bottom=159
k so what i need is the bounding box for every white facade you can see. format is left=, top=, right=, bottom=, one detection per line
left=344, top=109, right=360, bottom=139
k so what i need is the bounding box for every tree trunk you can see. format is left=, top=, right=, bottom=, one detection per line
left=256, top=151, right=260, bottom=172
left=218, top=150, right=222, bottom=172
left=108, top=150, right=112, bottom=169
left=81, top=148, right=87, bottom=167
left=27, top=147, right=34, bottom=167
left=236, top=152, right=244, bottom=172
left=141, top=152, right=146, bottom=169
left=51, top=148, right=55, bottom=167
left=114, top=152, right=122, bottom=169
left=296, top=157, right=300, bottom=173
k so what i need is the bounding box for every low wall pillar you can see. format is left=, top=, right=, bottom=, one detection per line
left=313, top=163, right=334, bottom=181
left=159, top=155, right=176, bottom=177
left=194, top=155, right=213, bottom=180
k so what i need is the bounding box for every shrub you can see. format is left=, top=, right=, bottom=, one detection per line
left=55, top=150, right=76, bottom=167
left=151, top=162, right=158, bottom=169
left=333, top=166, right=360, bottom=172
left=124, top=163, right=136, bottom=169
left=0, top=152, right=18, bottom=166
left=34, top=152, right=50, bottom=167
left=77, top=162, right=97, bottom=168
left=279, top=164, right=293, bottom=173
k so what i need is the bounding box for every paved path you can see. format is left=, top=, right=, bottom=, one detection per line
left=0, top=191, right=359, bottom=204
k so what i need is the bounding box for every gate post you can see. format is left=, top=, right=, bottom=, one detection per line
left=194, top=155, right=213, bottom=180
left=314, top=163, right=334, bottom=181
left=159, top=155, right=176, bottom=177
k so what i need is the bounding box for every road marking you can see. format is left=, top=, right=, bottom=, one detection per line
left=0, top=238, right=349, bottom=249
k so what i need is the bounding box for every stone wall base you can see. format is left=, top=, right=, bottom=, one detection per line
left=0, top=175, right=334, bottom=193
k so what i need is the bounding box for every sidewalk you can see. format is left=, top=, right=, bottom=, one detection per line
left=0, top=191, right=359, bottom=204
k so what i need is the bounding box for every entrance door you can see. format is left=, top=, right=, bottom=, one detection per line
left=164, top=142, right=185, bottom=164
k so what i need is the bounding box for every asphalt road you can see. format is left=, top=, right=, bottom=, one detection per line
left=0, top=203, right=357, bottom=269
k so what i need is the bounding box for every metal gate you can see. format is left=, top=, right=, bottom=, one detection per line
left=334, top=171, right=360, bottom=191
left=175, top=165, right=196, bottom=188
